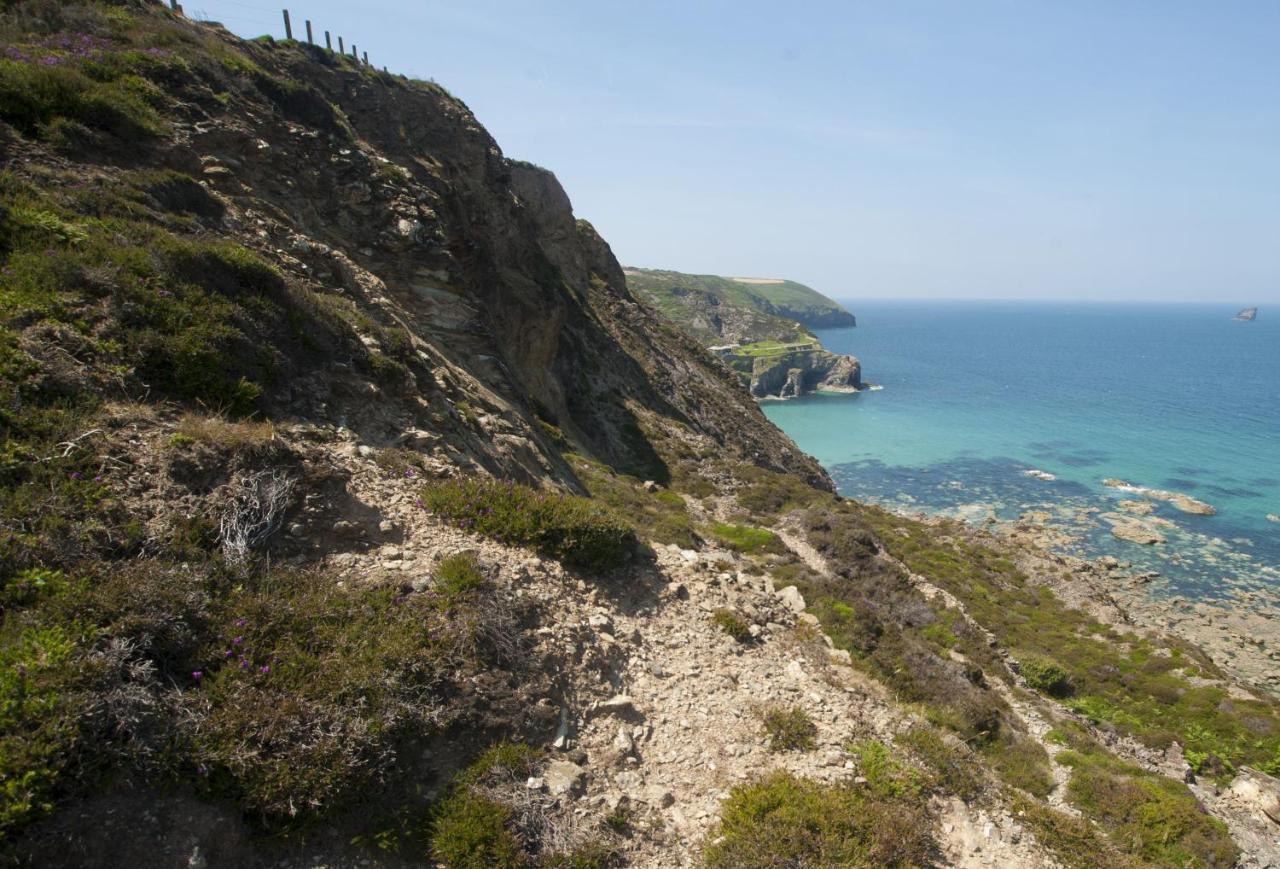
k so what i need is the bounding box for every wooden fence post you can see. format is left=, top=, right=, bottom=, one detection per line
left=338, top=36, right=344, bottom=54
left=325, top=31, right=332, bottom=51
left=362, top=51, right=368, bottom=66
left=282, top=9, right=293, bottom=40
left=305, top=20, right=313, bottom=45
left=351, top=43, right=357, bottom=60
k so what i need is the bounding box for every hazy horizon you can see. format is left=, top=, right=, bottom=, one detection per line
left=190, top=1, right=1280, bottom=303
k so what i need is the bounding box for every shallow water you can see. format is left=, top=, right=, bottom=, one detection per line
left=761, top=301, right=1280, bottom=601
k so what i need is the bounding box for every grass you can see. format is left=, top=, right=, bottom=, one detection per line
left=173, top=413, right=276, bottom=451
left=727, top=339, right=819, bottom=358
left=761, top=706, right=817, bottom=752
left=703, top=771, right=932, bottom=868
left=711, top=608, right=751, bottom=642
left=420, top=477, right=635, bottom=572
left=706, top=522, right=780, bottom=554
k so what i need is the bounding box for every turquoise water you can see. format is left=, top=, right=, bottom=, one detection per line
left=761, top=301, right=1280, bottom=601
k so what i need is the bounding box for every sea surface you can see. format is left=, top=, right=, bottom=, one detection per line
left=761, top=301, right=1280, bottom=602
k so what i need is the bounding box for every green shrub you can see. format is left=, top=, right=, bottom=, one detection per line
left=1060, top=750, right=1238, bottom=867
left=849, top=740, right=922, bottom=800
left=429, top=790, right=524, bottom=868
left=571, top=457, right=697, bottom=549
left=703, top=771, right=932, bottom=868
left=0, top=57, right=166, bottom=141
left=428, top=742, right=541, bottom=868
left=711, top=608, right=751, bottom=642
left=895, top=725, right=984, bottom=802
left=1018, top=654, right=1072, bottom=697
left=420, top=478, right=634, bottom=571
left=433, top=553, right=488, bottom=603
left=761, top=706, right=816, bottom=753
left=707, top=522, right=779, bottom=554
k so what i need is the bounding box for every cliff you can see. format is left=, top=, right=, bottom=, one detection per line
left=2, top=3, right=1278, bottom=867
left=624, top=267, right=855, bottom=344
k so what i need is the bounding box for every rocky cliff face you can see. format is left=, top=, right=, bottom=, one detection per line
left=746, top=350, right=862, bottom=398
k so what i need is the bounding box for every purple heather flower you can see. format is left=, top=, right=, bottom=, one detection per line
left=232, top=635, right=243, bottom=645
left=235, top=618, right=246, bottom=627
left=69, top=471, right=81, bottom=480
left=258, top=665, right=270, bottom=674
left=239, top=659, right=249, bottom=669
left=191, top=670, right=203, bottom=681
left=223, top=649, right=232, bottom=658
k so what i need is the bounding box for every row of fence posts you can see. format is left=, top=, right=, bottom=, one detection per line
left=162, top=1, right=374, bottom=68
left=282, top=8, right=370, bottom=66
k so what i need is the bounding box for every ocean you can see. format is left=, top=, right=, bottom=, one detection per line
left=761, top=301, right=1280, bottom=603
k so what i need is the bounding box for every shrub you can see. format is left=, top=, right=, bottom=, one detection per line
left=427, top=743, right=541, bottom=867
left=703, top=771, right=932, bottom=868
left=982, top=733, right=1054, bottom=798
left=707, top=522, right=779, bottom=554
left=711, top=608, right=751, bottom=642
left=761, top=706, right=816, bottom=753
left=895, top=725, right=985, bottom=802
left=1018, top=654, right=1072, bottom=697
left=849, top=740, right=922, bottom=800
left=420, top=478, right=634, bottom=572
left=1060, top=750, right=1238, bottom=867
left=433, top=553, right=488, bottom=604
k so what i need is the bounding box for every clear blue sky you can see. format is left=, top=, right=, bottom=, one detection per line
left=189, top=0, right=1279, bottom=302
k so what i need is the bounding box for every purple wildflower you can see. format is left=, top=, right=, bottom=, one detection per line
left=191, top=670, right=203, bottom=681
left=232, top=635, right=243, bottom=645
left=259, top=665, right=270, bottom=674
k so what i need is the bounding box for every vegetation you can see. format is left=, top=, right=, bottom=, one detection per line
left=761, top=706, right=817, bottom=753
left=728, top=338, right=819, bottom=358
left=703, top=770, right=932, bottom=868
left=711, top=608, right=752, bottom=642
left=855, top=506, right=1280, bottom=777
left=420, top=477, right=635, bottom=572
left=571, top=456, right=698, bottom=549
left=0, top=559, right=523, bottom=842
left=706, top=522, right=780, bottom=554
left=1059, top=748, right=1238, bottom=867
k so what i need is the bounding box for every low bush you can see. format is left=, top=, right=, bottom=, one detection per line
left=420, top=477, right=634, bottom=572
left=895, top=725, right=985, bottom=802
left=703, top=771, right=932, bottom=868
left=711, top=608, right=751, bottom=642
left=849, top=740, right=922, bottom=800
left=571, top=456, right=698, bottom=549
left=761, top=706, right=816, bottom=753
left=433, top=553, right=488, bottom=604
left=981, top=732, right=1054, bottom=798
left=1059, top=749, right=1238, bottom=867
left=1017, top=654, right=1072, bottom=697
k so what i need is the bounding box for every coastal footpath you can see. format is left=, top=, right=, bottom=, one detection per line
left=1, top=3, right=1278, bottom=866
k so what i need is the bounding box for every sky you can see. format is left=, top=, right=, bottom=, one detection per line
left=187, top=0, right=1280, bottom=302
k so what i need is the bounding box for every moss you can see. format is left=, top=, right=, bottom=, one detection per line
left=421, top=477, right=635, bottom=572
left=761, top=706, right=816, bottom=753
left=703, top=771, right=932, bottom=868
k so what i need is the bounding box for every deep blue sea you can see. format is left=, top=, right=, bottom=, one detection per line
left=761, top=301, right=1280, bottom=602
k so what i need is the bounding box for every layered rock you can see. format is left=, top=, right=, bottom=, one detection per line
left=746, top=350, right=862, bottom=399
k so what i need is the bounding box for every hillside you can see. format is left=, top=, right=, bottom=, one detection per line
left=624, top=267, right=863, bottom=398
left=2, top=3, right=1279, bottom=868
left=624, top=267, right=856, bottom=345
